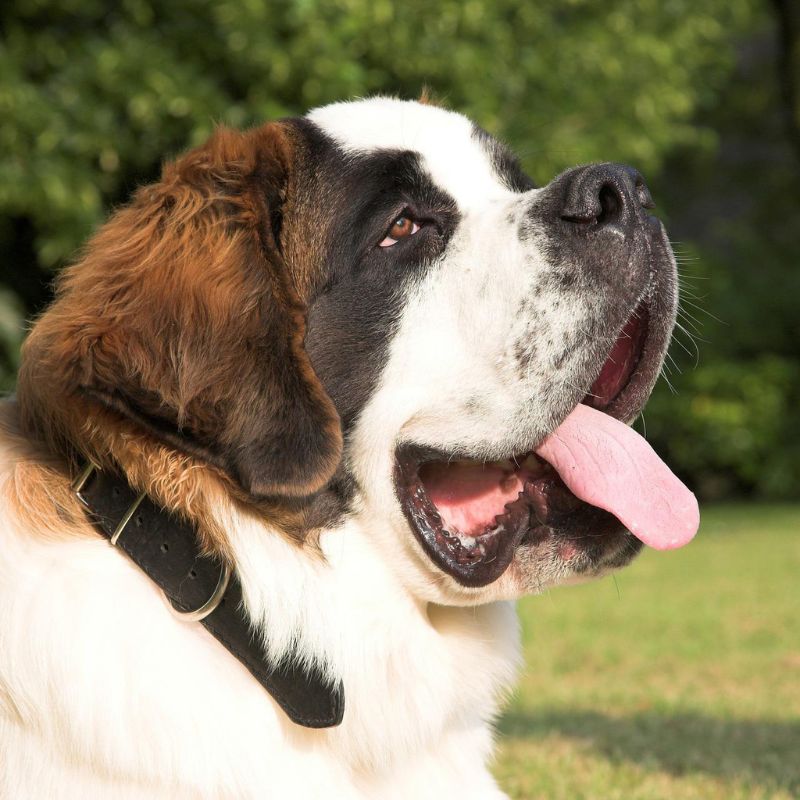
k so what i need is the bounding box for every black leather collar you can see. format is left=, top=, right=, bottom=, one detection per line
left=73, top=465, right=344, bottom=729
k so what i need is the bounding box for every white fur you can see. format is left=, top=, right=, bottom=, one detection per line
left=313, top=98, right=609, bottom=604
left=0, top=97, right=603, bottom=797
left=309, top=98, right=510, bottom=210
left=0, top=460, right=519, bottom=798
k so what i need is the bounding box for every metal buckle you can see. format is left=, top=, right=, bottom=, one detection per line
left=164, top=561, right=231, bottom=623
left=72, top=462, right=230, bottom=623
left=71, top=461, right=146, bottom=545
left=71, top=460, right=99, bottom=499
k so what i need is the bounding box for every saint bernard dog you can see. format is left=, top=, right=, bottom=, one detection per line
left=0, top=96, right=699, bottom=798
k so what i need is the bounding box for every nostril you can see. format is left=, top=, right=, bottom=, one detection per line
left=557, top=163, right=654, bottom=232
left=560, top=181, right=623, bottom=227
left=597, top=184, right=621, bottom=225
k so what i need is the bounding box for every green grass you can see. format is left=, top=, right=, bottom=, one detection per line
left=494, top=503, right=800, bottom=800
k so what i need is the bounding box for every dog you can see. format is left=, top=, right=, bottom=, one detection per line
left=0, top=97, right=698, bottom=798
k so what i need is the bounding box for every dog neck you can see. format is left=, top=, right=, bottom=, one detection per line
left=1, top=398, right=521, bottom=778
left=218, top=497, right=521, bottom=769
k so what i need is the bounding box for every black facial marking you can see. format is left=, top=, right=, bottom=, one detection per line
left=471, top=123, right=535, bottom=194
left=294, top=120, right=460, bottom=436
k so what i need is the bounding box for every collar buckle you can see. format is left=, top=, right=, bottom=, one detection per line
left=71, top=462, right=230, bottom=622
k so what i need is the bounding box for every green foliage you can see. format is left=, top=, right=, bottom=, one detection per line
left=641, top=10, right=800, bottom=501
left=0, top=289, right=24, bottom=388
left=0, top=0, right=754, bottom=271
left=2, top=0, right=797, bottom=499
left=644, top=357, right=800, bottom=499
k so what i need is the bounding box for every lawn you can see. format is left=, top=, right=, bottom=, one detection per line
left=494, top=503, right=800, bottom=800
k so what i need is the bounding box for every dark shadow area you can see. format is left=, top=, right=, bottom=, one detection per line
left=499, top=708, right=800, bottom=795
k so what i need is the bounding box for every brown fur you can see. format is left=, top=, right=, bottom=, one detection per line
left=418, top=86, right=446, bottom=107
left=15, top=122, right=343, bottom=555
left=0, top=401, right=92, bottom=541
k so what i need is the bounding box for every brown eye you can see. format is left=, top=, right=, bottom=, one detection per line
left=379, top=214, right=421, bottom=247
left=389, top=216, right=414, bottom=238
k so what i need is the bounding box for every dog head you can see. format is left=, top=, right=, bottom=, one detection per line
left=18, top=97, right=696, bottom=600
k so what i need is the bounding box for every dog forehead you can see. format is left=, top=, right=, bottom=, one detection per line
left=307, top=97, right=511, bottom=209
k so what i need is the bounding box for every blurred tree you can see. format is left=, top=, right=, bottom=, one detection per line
left=2, top=0, right=796, bottom=499
left=642, top=2, right=800, bottom=500
left=0, top=0, right=753, bottom=307
left=771, top=0, right=800, bottom=159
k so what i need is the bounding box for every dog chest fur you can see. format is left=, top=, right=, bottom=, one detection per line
left=0, top=424, right=518, bottom=798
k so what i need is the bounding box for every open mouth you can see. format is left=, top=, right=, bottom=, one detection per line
left=394, top=300, right=698, bottom=588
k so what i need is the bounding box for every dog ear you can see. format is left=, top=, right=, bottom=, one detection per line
left=43, top=124, right=342, bottom=499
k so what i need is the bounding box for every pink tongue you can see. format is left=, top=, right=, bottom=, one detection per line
left=535, top=404, right=699, bottom=550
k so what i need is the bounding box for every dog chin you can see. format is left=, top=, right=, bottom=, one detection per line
left=400, top=518, right=643, bottom=606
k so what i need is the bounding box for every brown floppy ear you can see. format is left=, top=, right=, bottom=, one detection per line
left=31, top=123, right=341, bottom=499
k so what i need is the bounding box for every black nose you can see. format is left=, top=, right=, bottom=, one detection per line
left=560, top=163, right=654, bottom=230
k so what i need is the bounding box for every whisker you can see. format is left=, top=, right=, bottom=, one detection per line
left=658, top=364, right=677, bottom=395
left=664, top=350, right=683, bottom=375
left=671, top=334, right=698, bottom=364
left=675, top=310, right=706, bottom=338
left=676, top=271, right=710, bottom=280
left=673, top=324, right=701, bottom=366
left=681, top=298, right=727, bottom=325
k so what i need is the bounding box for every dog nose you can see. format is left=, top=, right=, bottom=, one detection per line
left=559, top=163, right=654, bottom=231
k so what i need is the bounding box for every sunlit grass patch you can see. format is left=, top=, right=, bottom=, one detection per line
left=495, top=503, right=800, bottom=799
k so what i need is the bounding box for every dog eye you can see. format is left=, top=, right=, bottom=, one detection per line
left=379, top=214, right=420, bottom=247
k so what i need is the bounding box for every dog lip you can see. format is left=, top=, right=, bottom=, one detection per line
left=582, top=301, right=649, bottom=414
left=582, top=223, right=677, bottom=426
left=393, top=447, right=538, bottom=587
left=393, top=442, right=630, bottom=588
left=602, top=269, right=674, bottom=424
left=579, top=286, right=667, bottom=427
